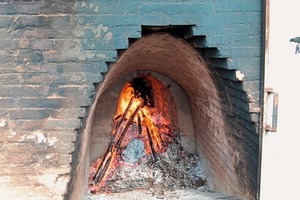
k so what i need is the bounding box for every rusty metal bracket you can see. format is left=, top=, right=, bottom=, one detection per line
left=265, top=88, right=279, bottom=132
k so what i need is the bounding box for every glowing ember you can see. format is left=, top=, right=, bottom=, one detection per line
left=88, top=79, right=175, bottom=194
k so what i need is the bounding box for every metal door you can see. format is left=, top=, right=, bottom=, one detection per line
left=260, top=1, right=300, bottom=199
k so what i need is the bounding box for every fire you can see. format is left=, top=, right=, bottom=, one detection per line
left=88, top=79, right=175, bottom=194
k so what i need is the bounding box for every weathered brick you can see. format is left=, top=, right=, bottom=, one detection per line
left=8, top=109, right=50, bottom=119
left=51, top=85, right=95, bottom=98
left=6, top=107, right=86, bottom=120
left=0, top=85, right=50, bottom=97
left=44, top=118, right=82, bottom=130
left=139, top=3, right=213, bottom=16
left=10, top=16, right=52, bottom=30
left=0, top=141, right=74, bottom=155
left=0, top=49, right=15, bottom=64
left=56, top=74, right=102, bottom=84
left=0, top=1, right=75, bottom=15
left=53, top=62, right=106, bottom=74
left=0, top=73, right=53, bottom=85
left=0, top=92, right=93, bottom=108
left=16, top=96, right=92, bottom=108
left=0, top=73, right=100, bottom=85
left=0, top=29, right=10, bottom=39
left=0, top=164, right=71, bottom=176
left=8, top=118, right=82, bottom=131
left=0, top=130, right=77, bottom=143
left=0, top=15, right=13, bottom=28
left=10, top=27, right=65, bottom=39
left=197, top=133, right=239, bottom=192
left=17, top=38, right=56, bottom=50
left=0, top=179, right=63, bottom=200
left=43, top=50, right=117, bottom=63
left=0, top=49, right=45, bottom=64
left=81, top=38, right=114, bottom=50
left=0, top=151, right=72, bottom=166
left=52, top=108, right=86, bottom=118
left=0, top=98, right=16, bottom=109
left=213, top=0, right=262, bottom=12
left=7, top=108, right=85, bottom=120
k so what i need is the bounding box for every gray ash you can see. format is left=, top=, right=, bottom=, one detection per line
left=94, top=139, right=207, bottom=194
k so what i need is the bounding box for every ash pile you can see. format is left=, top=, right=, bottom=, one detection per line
left=89, top=138, right=207, bottom=195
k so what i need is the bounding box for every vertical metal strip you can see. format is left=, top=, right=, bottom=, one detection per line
left=258, top=0, right=270, bottom=199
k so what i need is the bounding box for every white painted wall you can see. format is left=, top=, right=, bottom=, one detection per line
left=260, top=1, right=300, bottom=199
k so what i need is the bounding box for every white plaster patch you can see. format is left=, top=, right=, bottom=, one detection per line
left=86, top=51, right=96, bottom=59
left=55, top=175, right=70, bottom=194
left=227, top=58, right=233, bottom=62
left=48, top=137, right=58, bottom=146
left=25, top=134, right=36, bottom=140
left=104, top=32, right=113, bottom=40
left=0, top=120, right=6, bottom=127
left=103, top=26, right=108, bottom=32
left=37, top=174, right=69, bottom=194
left=38, top=174, right=56, bottom=188
left=0, top=176, right=14, bottom=198
left=0, top=176, right=11, bottom=184
left=82, top=23, right=112, bottom=39
left=70, top=73, right=85, bottom=83
left=46, top=153, right=55, bottom=159
left=97, top=53, right=107, bottom=59
left=93, top=25, right=104, bottom=37
left=19, top=135, right=26, bottom=142
left=8, top=131, right=16, bottom=139
left=81, top=2, right=87, bottom=7
left=94, top=6, right=99, bottom=12
left=19, top=131, right=58, bottom=145
left=236, top=70, right=245, bottom=81
left=34, top=131, right=47, bottom=143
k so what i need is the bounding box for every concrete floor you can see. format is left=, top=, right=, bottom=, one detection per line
left=84, top=188, right=244, bottom=200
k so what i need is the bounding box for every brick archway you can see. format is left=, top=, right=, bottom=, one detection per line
left=68, top=31, right=258, bottom=200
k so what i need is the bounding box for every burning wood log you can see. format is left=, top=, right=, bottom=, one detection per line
left=137, top=114, right=142, bottom=135
left=91, top=152, right=112, bottom=188
left=146, top=126, right=158, bottom=162
left=115, top=100, right=144, bottom=148
left=88, top=78, right=182, bottom=195
left=115, top=96, right=134, bottom=129
left=91, top=97, right=135, bottom=185
left=92, top=99, right=144, bottom=188
left=142, top=111, right=163, bottom=150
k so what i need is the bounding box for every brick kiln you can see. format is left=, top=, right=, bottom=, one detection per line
left=0, top=1, right=263, bottom=200
left=68, top=30, right=259, bottom=200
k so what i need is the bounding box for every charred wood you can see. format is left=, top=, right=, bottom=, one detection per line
left=146, top=126, right=158, bottom=162
left=137, top=114, right=142, bottom=135
left=115, top=96, right=134, bottom=129
left=92, top=100, right=144, bottom=186
left=115, top=101, right=144, bottom=149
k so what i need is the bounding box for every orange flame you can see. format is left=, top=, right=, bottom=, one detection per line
left=89, top=81, right=174, bottom=193
left=115, top=82, right=172, bottom=154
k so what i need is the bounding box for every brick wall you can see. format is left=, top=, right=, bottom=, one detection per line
left=0, top=1, right=262, bottom=200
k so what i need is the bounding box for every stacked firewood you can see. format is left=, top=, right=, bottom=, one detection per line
left=88, top=97, right=175, bottom=194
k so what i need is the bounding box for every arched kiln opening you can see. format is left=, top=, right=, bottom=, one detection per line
left=89, top=73, right=196, bottom=162
left=67, top=29, right=258, bottom=200
left=88, top=31, right=224, bottom=192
